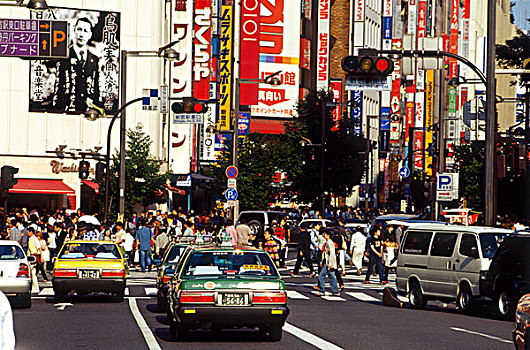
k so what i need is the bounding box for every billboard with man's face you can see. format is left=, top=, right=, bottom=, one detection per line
left=29, top=8, right=120, bottom=115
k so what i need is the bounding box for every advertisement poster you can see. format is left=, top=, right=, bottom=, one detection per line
left=239, top=0, right=260, bottom=105
left=425, top=70, right=434, bottom=175
left=329, top=79, right=342, bottom=130
left=192, top=0, right=212, bottom=100
left=218, top=4, right=233, bottom=130
left=251, top=0, right=301, bottom=119
left=316, top=0, right=330, bottom=90
left=29, top=8, right=120, bottom=115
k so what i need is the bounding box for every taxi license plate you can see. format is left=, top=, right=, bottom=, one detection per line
left=79, top=270, right=99, bottom=279
left=221, top=293, right=246, bottom=306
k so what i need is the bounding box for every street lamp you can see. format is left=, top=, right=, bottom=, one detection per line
left=84, top=41, right=180, bottom=222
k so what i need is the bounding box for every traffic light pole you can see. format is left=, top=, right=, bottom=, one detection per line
left=373, top=49, right=496, bottom=226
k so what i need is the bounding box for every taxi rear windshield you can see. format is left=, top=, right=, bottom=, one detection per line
left=183, top=251, right=278, bottom=277
left=59, top=243, right=122, bottom=259
left=0, top=245, right=25, bottom=260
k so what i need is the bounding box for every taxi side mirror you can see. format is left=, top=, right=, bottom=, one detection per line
left=27, top=255, right=36, bottom=263
left=164, top=268, right=175, bottom=277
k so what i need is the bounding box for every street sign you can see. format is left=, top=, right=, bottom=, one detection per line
left=226, top=166, right=238, bottom=179
left=225, top=188, right=238, bottom=201
left=436, top=173, right=459, bottom=201
left=142, top=88, right=158, bottom=111
left=0, top=19, right=68, bottom=58
left=160, top=85, right=168, bottom=113
left=400, top=200, right=407, bottom=213
left=345, top=76, right=391, bottom=91
left=173, top=114, right=204, bottom=124
left=399, top=166, right=410, bottom=178
left=227, top=200, right=235, bottom=206
left=227, top=179, right=236, bottom=188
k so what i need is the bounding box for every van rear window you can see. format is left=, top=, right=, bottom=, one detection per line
left=402, top=231, right=432, bottom=255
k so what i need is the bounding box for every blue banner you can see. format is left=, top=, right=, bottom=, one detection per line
left=352, top=90, right=363, bottom=136
left=383, top=17, right=392, bottom=39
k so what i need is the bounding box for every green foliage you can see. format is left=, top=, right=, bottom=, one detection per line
left=496, top=30, right=530, bottom=86
left=453, top=142, right=485, bottom=211
left=100, top=123, right=168, bottom=219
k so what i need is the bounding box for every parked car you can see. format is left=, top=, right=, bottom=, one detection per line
left=236, top=211, right=288, bottom=238
left=481, top=233, right=530, bottom=319
left=396, top=224, right=512, bottom=312
left=369, top=214, right=420, bottom=235
left=166, top=244, right=289, bottom=341
left=514, top=294, right=530, bottom=349
left=0, top=241, right=34, bottom=308
left=299, top=219, right=332, bottom=230
left=155, top=242, right=190, bottom=311
left=52, top=240, right=127, bottom=302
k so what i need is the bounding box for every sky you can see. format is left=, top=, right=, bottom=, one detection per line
left=513, top=0, right=530, bottom=32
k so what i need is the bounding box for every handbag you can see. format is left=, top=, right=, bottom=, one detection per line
left=133, top=250, right=140, bottom=263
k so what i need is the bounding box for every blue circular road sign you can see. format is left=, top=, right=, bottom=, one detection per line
left=399, top=166, right=410, bottom=178
left=225, top=188, right=238, bottom=201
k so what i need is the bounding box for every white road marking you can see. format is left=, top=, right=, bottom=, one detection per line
left=321, top=295, right=346, bottom=301
left=283, top=323, right=343, bottom=350
left=450, top=327, right=512, bottom=344
left=38, top=288, right=55, bottom=296
left=346, top=292, right=380, bottom=303
left=397, top=295, right=408, bottom=303
left=144, top=288, right=158, bottom=296
left=54, top=302, right=73, bottom=311
left=125, top=288, right=130, bottom=296
left=129, top=297, right=162, bottom=350
left=286, top=290, right=310, bottom=300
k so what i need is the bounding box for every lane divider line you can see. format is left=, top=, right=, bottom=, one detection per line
left=128, top=297, right=162, bottom=350
left=283, top=322, right=344, bottom=350
left=450, top=327, right=512, bottom=344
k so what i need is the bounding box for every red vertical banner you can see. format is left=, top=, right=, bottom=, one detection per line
left=193, top=0, right=212, bottom=100
left=239, top=0, right=260, bottom=105
left=460, top=86, right=468, bottom=109
left=449, top=0, right=459, bottom=79
left=417, top=0, right=427, bottom=39
left=390, top=39, right=402, bottom=144
left=329, top=79, right=342, bottom=131
left=300, top=38, right=311, bottom=70
left=414, top=130, right=424, bottom=169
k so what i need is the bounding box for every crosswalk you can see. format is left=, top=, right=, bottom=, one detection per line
left=34, top=287, right=159, bottom=298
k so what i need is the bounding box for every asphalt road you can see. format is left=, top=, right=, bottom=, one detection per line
left=11, top=258, right=514, bottom=350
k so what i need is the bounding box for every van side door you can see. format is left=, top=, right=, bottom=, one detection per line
left=454, top=233, right=481, bottom=296
left=427, top=232, right=459, bottom=298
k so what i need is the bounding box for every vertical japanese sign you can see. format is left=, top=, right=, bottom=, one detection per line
left=461, top=0, right=470, bottom=57
left=417, top=0, right=427, bottom=40
left=239, top=0, right=260, bottom=105
left=193, top=0, right=212, bottom=100
left=407, top=0, right=417, bottom=35
left=329, top=79, right=342, bottom=131
left=352, top=90, right=362, bottom=136
left=415, top=93, right=424, bottom=127
left=449, top=0, right=459, bottom=79
left=29, top=9, right=120, bottom=115
left=414, top=130, right=424, bottom=169
left=218, top=5, right=233, bottom=131
left=252, top=0, right=301, bottom=119
left=171, top=0, right=194, bottom=174
left=390, top=39, right=402, bottom=143
left=425, top=70, right=434, bottom=175
left=202, top=103, right=217, bottom=162
left=316, top=0, right=330, bottom=90
left=300, top=38, right=311, bottom=70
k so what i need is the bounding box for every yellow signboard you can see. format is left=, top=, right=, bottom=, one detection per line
left=218, top=5, right=233, bottom=131
left=425, top=70, right=434, bottom=175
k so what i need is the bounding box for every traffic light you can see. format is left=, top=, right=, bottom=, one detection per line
left=1, top=165, right=18, bottom=190
left=171, top=97, right=208, bottom=114
left=341, top=55, right=394, bottom=77
left=79, top=160, right=90, bottom=180
left=95, top=162, right=105, bottom=181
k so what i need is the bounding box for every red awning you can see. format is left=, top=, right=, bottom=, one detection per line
left=163, top=184, right=186, bottom=195
left=82, top=180, right=99, bottom=194
left=9, top=179, right=75, bottom=195
left=250, top=118, right=285, bottom=135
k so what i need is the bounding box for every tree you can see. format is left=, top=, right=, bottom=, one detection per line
left=454, top=141, right=485, bottom=211
left=99, top=123, right=169, bottom=219
left=284, top=89, right=367, bottom=205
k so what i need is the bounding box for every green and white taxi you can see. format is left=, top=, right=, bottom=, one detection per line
left=166, top=243, right=289, bottom=341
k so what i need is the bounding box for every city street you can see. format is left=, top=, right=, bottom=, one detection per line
left=11, top=257, right=514, bottom=350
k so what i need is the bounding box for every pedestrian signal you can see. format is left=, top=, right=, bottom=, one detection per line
left=79, top=160, right=90, bottom=180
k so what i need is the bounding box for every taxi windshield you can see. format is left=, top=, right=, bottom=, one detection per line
left=183, top=251, right=278, bottom=278
left=0, top=245, right=25, bottom=260
left=59, top=243, right=122, bottom=259
left=165, top=245, right=188, bottom=264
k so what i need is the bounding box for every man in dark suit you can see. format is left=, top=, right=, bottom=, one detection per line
left=290, top=226, right=315, bottom=278
left=54, top=17, right=100, bottom=113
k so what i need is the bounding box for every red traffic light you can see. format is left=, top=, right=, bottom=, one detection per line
left=375, top=57, right=394, bottom=75
left=193, top=102, right=207, bottom=113
left=171, top=99, right=208, bottom=114
left=341, top=55, right=394, bottom=77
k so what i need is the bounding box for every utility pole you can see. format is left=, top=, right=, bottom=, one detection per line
left=321, top=101, right=326, bottom=215
left=484, top=0, right=497, bottom=226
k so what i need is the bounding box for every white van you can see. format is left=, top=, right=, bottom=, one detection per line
left=396, top=224, right=512, bottom=312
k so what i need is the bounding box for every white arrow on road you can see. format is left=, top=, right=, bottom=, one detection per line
left=54, top=303, right=73, bottom=311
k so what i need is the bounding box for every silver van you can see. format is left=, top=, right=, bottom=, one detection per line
left=396, top=224, right=512, bottom=312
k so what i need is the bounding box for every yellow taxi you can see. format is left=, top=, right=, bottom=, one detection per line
left=52, top=240, right=127, bottom=302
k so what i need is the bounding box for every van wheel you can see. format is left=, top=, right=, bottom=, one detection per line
left=248, top=220, right=264, bottom=236
left=409, top=281, right=427, bottom=309
left=457, top=284, right=474, bottom=313
left=497, top=290, right=515, bottom=320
